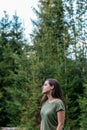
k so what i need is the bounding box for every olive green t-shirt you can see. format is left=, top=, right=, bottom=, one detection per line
left=40, top=99, right=65, bottom=130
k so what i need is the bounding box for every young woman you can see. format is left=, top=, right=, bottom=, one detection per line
left=40, top=78, right=65, bottom=130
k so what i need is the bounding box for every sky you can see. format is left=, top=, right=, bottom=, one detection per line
left=0, top=0, right=38, bottom=40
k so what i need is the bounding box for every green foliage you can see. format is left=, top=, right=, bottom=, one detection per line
left=31, top=0, right=87, bottom=129
left=79, top=82, right=87, bottom=129
left=0, top=11, right=30, bottom=127
left=0, top=0, right=87, bottom=129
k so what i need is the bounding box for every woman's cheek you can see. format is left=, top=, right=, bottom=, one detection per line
left=42, top=86, right=50, bottom=93
left=42, top=86, right=46, bottom=93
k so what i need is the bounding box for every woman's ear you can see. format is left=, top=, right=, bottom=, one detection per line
left=51, top=85, right=54, bottom=90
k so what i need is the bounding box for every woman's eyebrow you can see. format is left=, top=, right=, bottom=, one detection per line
left=44, top=83, right=47, bottom=85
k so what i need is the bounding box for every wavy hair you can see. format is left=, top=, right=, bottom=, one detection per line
left=40, top=78, right=65, bottom=106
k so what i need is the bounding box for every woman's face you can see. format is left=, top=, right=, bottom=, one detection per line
left=42, top=80, right=54, bottom=94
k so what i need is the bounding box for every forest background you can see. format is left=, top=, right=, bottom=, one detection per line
left=0, top=0, right=87, bottom=130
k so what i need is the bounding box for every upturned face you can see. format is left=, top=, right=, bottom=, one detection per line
left=42, top=80, right=54, bottom=94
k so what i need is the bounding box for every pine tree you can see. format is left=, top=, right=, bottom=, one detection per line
left=30, top=0, right=87, bottom=129
left=63, top=0, right=87, bottom=129
left=29, top=0, right=69, bottom=129
left=0, top=12, right=30, bottom=126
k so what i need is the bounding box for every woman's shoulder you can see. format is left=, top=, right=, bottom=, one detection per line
left=56, top=99, right=64, bottom=103
left=55, top=99, right=65, bottom=111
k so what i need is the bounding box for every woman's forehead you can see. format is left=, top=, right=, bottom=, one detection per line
left=44, top=80, right=49, bottom=84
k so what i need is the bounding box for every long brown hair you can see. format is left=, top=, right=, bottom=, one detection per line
left=40, top=78, right=65, bottom=106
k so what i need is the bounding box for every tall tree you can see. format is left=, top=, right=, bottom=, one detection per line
left=30, top=0, right=87, bottom=129
left=0, top=12, right=30, bottom=126
left=31, top=0, right=69, bottom=78
left=29, top=0, right=70, bottom=129
left=63, top=0, right=87, bottom=129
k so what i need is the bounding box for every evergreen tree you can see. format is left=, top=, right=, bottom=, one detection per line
left=63, top=0, right=87, bottom=129
left=29, top=0, right=69, bottom=129
left=0, top=12, right=30, bottom=126
left=30, top=0, right=87, bottom=129
left=31, top=0, right=69, bottom=78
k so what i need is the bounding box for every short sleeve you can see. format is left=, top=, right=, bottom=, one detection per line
left=55, top=100, right=65, bottom=112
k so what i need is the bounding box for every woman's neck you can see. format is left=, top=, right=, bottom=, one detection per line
left=47, top=93, right=54, bottom=101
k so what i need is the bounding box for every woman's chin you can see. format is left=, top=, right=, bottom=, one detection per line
left=42, top=91, right=45, bottom=94
left=42, top=91, right=48, bottom=94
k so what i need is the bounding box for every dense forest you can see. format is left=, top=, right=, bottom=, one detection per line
left=0, top=0, right=87, bottom=130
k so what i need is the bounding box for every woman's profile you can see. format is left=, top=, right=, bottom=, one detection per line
left=40, top=78, right=65, bottom=130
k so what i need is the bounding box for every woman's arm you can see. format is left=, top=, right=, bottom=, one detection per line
left=40, top=121, right=43, bottom=130
left=56, top=110, right=65, bottom=130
